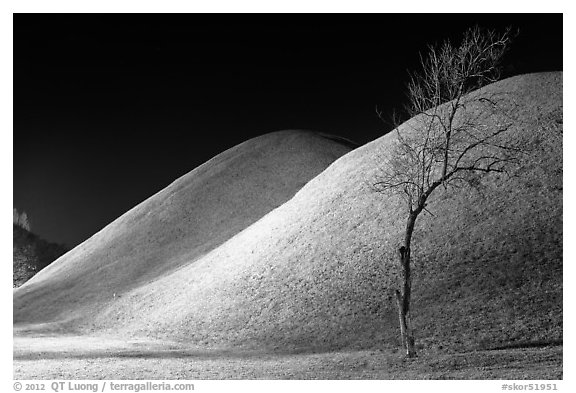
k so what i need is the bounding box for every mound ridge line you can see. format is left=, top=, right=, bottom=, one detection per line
left=14, top=130, right=354, bottom=328
left=15, top=73, right=562, bottom=355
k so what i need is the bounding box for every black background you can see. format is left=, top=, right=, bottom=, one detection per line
left=13, top=14, right=562, bottom=247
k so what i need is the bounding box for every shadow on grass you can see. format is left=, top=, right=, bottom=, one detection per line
left=489, top=339, right=562, bottom=351
left=13, top=348, right=269, bottom=361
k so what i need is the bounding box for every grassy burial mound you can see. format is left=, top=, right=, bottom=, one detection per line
left=15, top=73, right=562, bottom=355
left=14, top=130, right=354, bottom=328
left=81, top=72, right=560, bottom=353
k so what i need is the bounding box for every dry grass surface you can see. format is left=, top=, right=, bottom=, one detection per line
left=14, top=130, right=352, bottom=327
left=13, top=72, right=562, bottom=379
left=14, top=333, right=561, bottom=379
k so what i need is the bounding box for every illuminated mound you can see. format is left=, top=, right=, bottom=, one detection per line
left=15, top=73, right=562, bottom=354
left=14, top=130, right=354, bottom=327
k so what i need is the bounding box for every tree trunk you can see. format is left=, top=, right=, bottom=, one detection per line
left=395, top=214, right=417, bottom=358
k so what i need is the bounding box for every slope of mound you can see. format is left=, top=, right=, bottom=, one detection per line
left=14, top=73, right=562, bottom=355
left=13, top=225, right=68, bottom=288
left=13, top=130, right=354, bottom=325
left=71, top=72, right=561, bottom=353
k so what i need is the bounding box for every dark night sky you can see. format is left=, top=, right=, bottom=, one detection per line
left=13, top=14, right=562, bottom=248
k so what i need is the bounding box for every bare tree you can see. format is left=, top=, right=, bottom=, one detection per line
left=373, top=26, right=520, bottom=358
